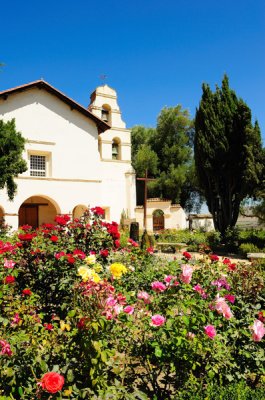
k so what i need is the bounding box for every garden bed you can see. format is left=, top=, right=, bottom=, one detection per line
left=0, top=211, right=264, bottom=399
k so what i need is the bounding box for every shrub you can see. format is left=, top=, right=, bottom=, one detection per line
left=0, top=213, right=264, bottom=398
left=238, top=243, right=263, bottom=257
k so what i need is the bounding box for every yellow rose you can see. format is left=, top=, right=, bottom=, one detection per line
left=78, top=266, right=101, bottom=283
left=60, top=320, right=71, bottom=331
left=85, top=254, right=96, bottom=265
left=78, top=266, right=91, bottom=282
left=91, top=270, right=101, bottom=283
left=93, top=263, right=103, bottom=273
left=109, top=263, right=127, bottom=279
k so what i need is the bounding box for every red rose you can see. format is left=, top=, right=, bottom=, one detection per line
left=22, top=288, right=32, bottom=296
left=18, top=233, right=36, bottom=241
left=100, top=249, right=109, bottom=258
left=20, top=224, right=32, bottom=231
left=43, top=323, right=54, bottom=331
left=114, top=239, right=120, bottom=248
left=91, top=206, right=105, bottom=216
left=210, top=254, right=219, bottom=262
left=183, top=251, right=192, bottom=259
left=4, top=275, right=15, bottom=284
left=41, top=372, right=64, bottom=393
left=50, top=235, right=59, bottom=242
left=66, top=254, right=75, bottom=264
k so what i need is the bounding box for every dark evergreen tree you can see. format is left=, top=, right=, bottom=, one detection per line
left=0, top=119, right=27, bottom=200
left=194, top=75, right=264, bottom=235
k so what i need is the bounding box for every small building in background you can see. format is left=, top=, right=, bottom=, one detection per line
left=188, top=214, right=214, bottom=231
left=135, top=198, right=187, bottom=232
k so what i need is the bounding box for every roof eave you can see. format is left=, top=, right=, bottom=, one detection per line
left=0, top=80, right=110, bottom=134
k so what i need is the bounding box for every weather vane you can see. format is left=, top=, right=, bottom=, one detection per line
left=99, top=74, right=107, bottom=84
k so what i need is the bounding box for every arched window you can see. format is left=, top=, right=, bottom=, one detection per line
left=112, top=138, right=120, bottom=160
left=101, top=104, right=111, bottom=124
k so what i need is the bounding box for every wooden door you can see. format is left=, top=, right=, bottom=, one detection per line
left=153, top=215, right=164, bottom=231
left=19, top=205, right=38, bottom=228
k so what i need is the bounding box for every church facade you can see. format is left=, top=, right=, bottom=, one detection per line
left=0, top=80, right=136, bottom=229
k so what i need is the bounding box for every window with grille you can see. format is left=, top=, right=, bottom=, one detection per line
left=30, top=155, right=46, bottom=177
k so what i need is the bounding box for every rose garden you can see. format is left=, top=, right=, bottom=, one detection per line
left=0, top=207, right=264, bottom=399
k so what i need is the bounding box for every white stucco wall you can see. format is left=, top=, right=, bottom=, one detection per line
left=0, top=84, right=136, bottom=229
left=135, top=200, right=187, bottom=232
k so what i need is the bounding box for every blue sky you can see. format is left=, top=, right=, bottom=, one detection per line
left=1, top=0, right=264, bottom=139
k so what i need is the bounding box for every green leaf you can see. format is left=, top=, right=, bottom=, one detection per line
left=182, top=316, right=189, bottom=326
left=67, top=369, right=74, bottom=383
left=100, top=350, right=107, bottom=363
left=67, top=309, right=76, bottom=317
left=155, top=347, right=162, bottom=357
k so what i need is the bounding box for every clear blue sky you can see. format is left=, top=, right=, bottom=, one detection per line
left=1, top=0, right=264, bottom=139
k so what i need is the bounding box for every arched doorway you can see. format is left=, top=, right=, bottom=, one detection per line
left=153, top=209, right=165, bottom=231
left=72, top=205, right=88, bottom=220
left=19, top=195, right=60, bottom=228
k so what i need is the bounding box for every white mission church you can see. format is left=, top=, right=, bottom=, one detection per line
left=0, top=80, right=136, bottom=229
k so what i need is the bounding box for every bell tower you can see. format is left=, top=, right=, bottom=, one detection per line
left=89, top=85, right=126, bottom=129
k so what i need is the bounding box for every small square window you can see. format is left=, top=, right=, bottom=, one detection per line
left=30, top=155, right=46, bottom=177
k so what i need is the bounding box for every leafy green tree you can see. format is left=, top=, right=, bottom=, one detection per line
left=0, top=119, right=27, bottom=200
left=133, top=144, right=158, bottom=177
left=194, top=75, right=264, bottom=235
left=132, top=106, right=198, bottom=209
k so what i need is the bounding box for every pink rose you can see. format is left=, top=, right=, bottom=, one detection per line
left=0, top=340, right=12, bottom=356
left=180, top=264, right=193, bottom=284
left=193, top=284, right=207, bottom=299
left=215, top=296, right=233, bottom=319
left=4, top=258, right=16, bottom=269
left=151, top=314, right=166, bottom=327
left=11, top=313, right=21, bottom=326
left=124, top=305, right=135, bottom=315
left=151, top=281, right=167, bottom=292
left=164, top=275, right=176, bottom=283
left=113, top=304, right=123, bottom=316
left=224, top=294, right=235, bottom=304
left=204, top=325, right=216, bottom=339
left=187, top=332, right=195, bottom=340
left=106, top=296, right=117, bottom=307
left=251, top=319, right=265, bottom=342
left=137, top=291, right=151, bottom=304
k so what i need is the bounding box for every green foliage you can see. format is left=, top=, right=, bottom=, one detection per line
left=0, top=119, right=27, bottom=200
left=194, top=75, right=264, bottom=235
left=239, top=229, right=265, bottom=248
left=133, top=144, right=158, bottom=177
left=0, top=215, right=264, bottom=398
left=238, top=243, right=264, bottom=257
left=131, top=107, right=201, bottom=211
left=175, top=381, right=265, bottom=399
left=140, top=229, right=154, bottom=249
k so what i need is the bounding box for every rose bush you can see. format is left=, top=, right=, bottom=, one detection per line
left=0, top=208, right=264, bottom=399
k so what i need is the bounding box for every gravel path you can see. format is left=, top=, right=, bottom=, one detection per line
left=154, top=251, right=251, bottom=264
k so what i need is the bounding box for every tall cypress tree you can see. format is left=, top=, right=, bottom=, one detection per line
left=194, top=75, right=264, bottom=235
left=0, top=119, right=27, bottom=200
